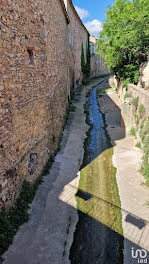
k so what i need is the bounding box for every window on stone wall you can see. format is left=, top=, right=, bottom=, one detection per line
left=68, top=32, right=74, bottom=47
left=27, top=49, right=34, bottom=66
left=71, top=36, right=74, bottom=47
left=69, top=32, right=72, bottom=45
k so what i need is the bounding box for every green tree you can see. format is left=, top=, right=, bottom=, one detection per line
left=96, top=0, right=149, bottom=86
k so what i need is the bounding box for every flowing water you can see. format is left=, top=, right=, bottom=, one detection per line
left=70, top=83, right=124, bottom=264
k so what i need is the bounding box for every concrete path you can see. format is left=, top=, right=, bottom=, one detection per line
left=2, top=79, right=103, bottom=264
left=98, top=83, right=149, bottom=263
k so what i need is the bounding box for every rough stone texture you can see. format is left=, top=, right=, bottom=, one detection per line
left=139, top=60, right=149, bottom=90
left=99, top=84, right=149, bottom=263
left=0, top=0, right=88, bottom=208
left=109, top=74, right=149, bottom=133
left=2, top=79, right=101, bottom=264
left=65, top=0, right=88, bottom=88
left=90, top=35, right=109, bottom=77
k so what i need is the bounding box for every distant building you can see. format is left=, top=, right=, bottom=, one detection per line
left=90, top=35, right=109, bottom=77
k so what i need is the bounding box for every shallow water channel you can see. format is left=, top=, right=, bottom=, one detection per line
left=70, top=84, right=124, bottom=264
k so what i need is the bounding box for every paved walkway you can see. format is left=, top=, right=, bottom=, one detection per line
left=99, top=84, right=149, bottom=263
left=3, top=79, right=102, bottom=264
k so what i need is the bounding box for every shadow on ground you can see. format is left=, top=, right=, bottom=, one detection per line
left=2, top=77, right=149, bottom=264
left=60, top=78, right=149, bottom=264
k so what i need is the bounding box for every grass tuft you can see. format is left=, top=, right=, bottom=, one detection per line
left=124, top=92, right=132, bottom=100
left=130, top=127, right=136, bottom=137
left=131, top=96, right=139, bottom=107
left=135, top=142, right=141, bottom=148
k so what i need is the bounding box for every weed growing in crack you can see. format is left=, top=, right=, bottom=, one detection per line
left=130, top=127, right=136, bottom=137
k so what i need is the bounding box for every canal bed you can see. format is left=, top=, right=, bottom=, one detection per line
left=70, top=82, right=124, bottom=264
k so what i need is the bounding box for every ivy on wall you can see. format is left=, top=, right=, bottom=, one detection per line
left=81, top=33, right=91, bottom=82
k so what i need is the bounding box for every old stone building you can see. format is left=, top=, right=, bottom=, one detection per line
left=64, top=0, right=88, bottom=89
left=0, top=0, right=88, bottom=208
left=90, top=35, right=109, bottom=77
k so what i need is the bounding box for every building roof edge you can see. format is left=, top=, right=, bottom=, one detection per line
left=59, top=0, right=70, bottom=24
left=68, top=0, right=89, bottom=34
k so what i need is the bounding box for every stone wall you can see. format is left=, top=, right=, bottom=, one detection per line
left=139, top=60, right=149, bottom=90
left=0, top=0, right=86, bottom=208
left=65, top=0, right=88, bottom=88
left=109, top=61, right=149, bottom=133
left=90, top=35, right=109, bottom=78
left=90, top=55, right=109, bottom=77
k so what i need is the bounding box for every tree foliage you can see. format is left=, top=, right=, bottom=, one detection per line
left=96, top=0, right=149, bottom=86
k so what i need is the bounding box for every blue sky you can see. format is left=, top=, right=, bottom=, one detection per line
left=72, top=0, right=114, bottom=36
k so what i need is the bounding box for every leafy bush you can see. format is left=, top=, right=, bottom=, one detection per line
left=124, top=92, right=131, bottom=100
left=112, top=82, right=117, bottom=91
left=144, top=118, right=149, bottom=134
left=135, top=142, right=141, bottom=148
left=130, top=127, right=136, bottom=137
left=139, top=104, right=145, bottom=118
left=132, top=97, right=139, bottom=107
left=139, top=118, right=149, bottom=183
left=135, top=115, right=139, bottom=126
left=141, top=153, right=149, bottom=183
left=96, top=0, right=149, bottom=85
left=139, top=128, right=145, bottom=141
left=140, top=120, right=145, bottom=129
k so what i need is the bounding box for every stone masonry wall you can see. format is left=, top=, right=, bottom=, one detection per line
left=109, top=61, right=149, bottom=133
left=90, top=55, right=109, bottom=78
left=0, top=0, right=75, bottom=209
left=66, top=0, right=88, bottom=88
left=90, top=36, right=109, bottom=78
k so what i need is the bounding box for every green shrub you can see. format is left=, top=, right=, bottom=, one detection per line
left=141, top=154, right=149, bottom=183
left=84, top=109, right=89, bottom=115
left=133, top=110, right=139, bottom=126
left=122, top=79, right=130, bottom=89
left=96, top=0, right=149, bottom=85
left=143, top=135, right=149, bottom=155
left=139, top=117, right=149, bottom=183
left=130, top=127, right=136, bottom=137
left=132, top=97, right=139, bottom=107
left=140, top=120, right=145, bottom=129
left=144, top=118, right=149, bottom=135
left=139, top=104, right=145, bottom=114
left=135, top=142, right=141, bottom=148
left=139, top=128, right=145, bottom=141
left=124, top=92, right=132, bottom=100
left=112, top=82, right=117, bottom=91
left=135, top=115, right=139, bottom=125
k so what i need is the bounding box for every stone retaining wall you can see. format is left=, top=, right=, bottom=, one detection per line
left=109, top=69, right=149, bottom=133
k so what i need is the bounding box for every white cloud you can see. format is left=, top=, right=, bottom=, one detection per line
left=85, top=19, right=103, bottom=35
left=74, top=6, right=89, bottom=19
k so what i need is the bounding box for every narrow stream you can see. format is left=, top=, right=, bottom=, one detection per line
left=70, top=84, right=123, bottom=264
left=89, top=85, right=111, bottom=161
